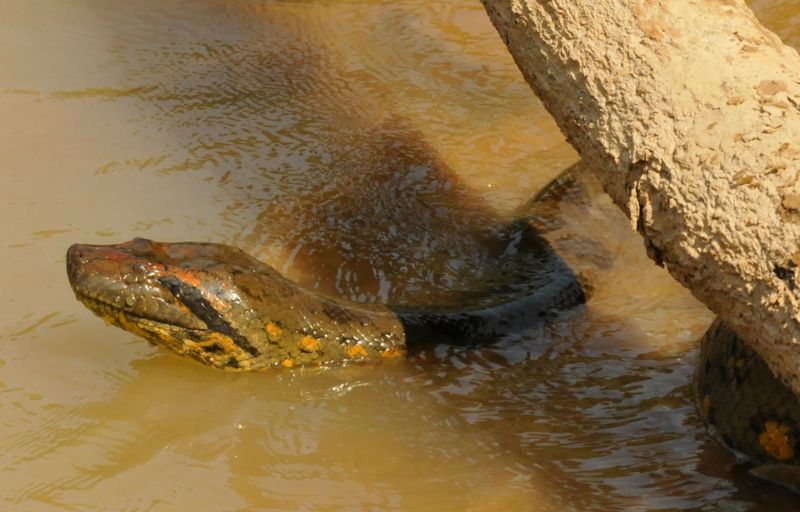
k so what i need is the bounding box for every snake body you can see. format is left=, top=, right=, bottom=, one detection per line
left=66, top=227, right=584, bottom=370
left=697, top=320, right=800, bottom=489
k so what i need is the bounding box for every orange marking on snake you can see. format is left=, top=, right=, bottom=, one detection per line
left=300, top=336, right=320, bottom=352
left=759, top=421, right=795, bottom=460
left=168, top=268, right=231, bottom=310
left=266, top=322, right=282, bottom=337
left=171, top=269, right=204, bottom=289
left=380, top=347, right=404, bottom=359
left=346, top=345, right=368, bottom=358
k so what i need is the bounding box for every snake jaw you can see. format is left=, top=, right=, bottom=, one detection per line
left=78, top=293, right=256, bottom=371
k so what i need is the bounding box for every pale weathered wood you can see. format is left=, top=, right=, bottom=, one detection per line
left=481, top=0, right=800, bottom=394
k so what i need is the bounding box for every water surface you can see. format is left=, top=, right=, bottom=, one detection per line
left=1, top=1, right=799, bottom=510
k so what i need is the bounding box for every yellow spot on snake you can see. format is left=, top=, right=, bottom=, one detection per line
left=111, top=313, right=155, bottom=340
left=266, top=322, right=282, bottom=338
left=346, top=345, right=368, bottom=358
left=281, top=358, right=294, bottom=368
left=759, top=421, right=795, bottom=460
left=206, top=332, right=236, bottom=349
left=300, top=336, right=320, bottom=352
left=380, top=347, right=404, bottom=359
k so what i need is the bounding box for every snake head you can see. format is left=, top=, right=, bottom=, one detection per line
left=66, top=238, right=270, bottom=370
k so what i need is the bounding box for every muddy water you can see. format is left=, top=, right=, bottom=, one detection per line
left=1, top=1, right=799, bottom=510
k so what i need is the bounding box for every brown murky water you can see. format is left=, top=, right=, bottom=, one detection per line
left=2, top=1, right=800, bottom=510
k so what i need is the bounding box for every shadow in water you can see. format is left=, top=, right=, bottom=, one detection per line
left=230, top=113, right=587, bottom=345
left=102, top=2, right=583, bottom=324
left=234, top=114, right=573, bottom=299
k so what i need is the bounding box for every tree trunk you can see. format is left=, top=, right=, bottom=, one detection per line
left=480, top=0, right=800, bottom=395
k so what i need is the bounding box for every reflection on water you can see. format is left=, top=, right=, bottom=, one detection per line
left=1, top=0, right=799, bottom=510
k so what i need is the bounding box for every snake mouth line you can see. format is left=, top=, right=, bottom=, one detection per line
left=74, top=292, right=207, bottom=334
left=75, top=292, right=269, bottom=372
left=74, top=290, right=263, bottom=362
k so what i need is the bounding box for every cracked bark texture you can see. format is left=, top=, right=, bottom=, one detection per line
left=481, top=0, right=800, bottom=395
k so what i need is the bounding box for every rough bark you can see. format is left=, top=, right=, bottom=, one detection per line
left=480, top=0, right=800, bottom=395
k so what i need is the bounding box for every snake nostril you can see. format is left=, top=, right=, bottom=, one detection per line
left=67, top=243, right=94, bottom=265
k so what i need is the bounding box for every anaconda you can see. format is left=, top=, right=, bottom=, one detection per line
left=66, top=230, right=585, bottom=370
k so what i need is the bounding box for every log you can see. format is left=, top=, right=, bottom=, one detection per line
left=480, top=0, right=800, bottom=395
